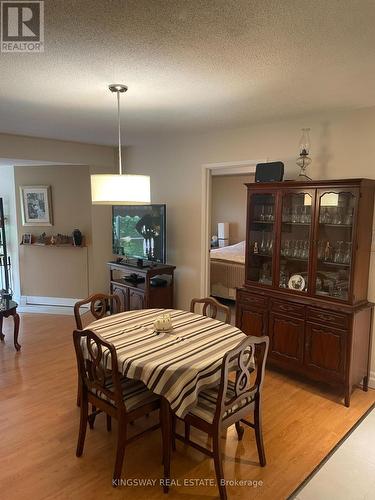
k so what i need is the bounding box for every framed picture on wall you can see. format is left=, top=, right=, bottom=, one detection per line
left=20, top=186, right=53, bottom=226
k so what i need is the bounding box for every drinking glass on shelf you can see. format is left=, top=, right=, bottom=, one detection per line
left=333, top=207, right=344, bottom=225
left=284, top=240, right=291, bottom=257
left=292, top=240, right=299, bottom=258
left=344, top=210, right=353, bottom=226
left=320, top=208, right=329, bottom=224
left=317, top=240, right=325, bottom=260
left=291, top=206, right=299, bottom=223
left=267, top=206, right=274, bottom=222
left=266, top=238, right=273, bottom=255
left=282, top=208, right=290, bottom=223
left=300, top=206, right=308, bottom=224
left=259, top=205, right=265, bottom=221
left=288, top=240, right=296, bottom=257
left=333, top=241, right=344, bottom=264
left=343, top=242, right=352, bottom=264
left=301, top=240, right=309, bottom=260
left=260, top=233, right=266, bottom=254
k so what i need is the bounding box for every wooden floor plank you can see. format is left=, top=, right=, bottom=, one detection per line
left=0, top=313, right=374, bottom=500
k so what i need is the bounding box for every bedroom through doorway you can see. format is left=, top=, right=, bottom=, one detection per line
left=202, top=161, right=258, bottom=324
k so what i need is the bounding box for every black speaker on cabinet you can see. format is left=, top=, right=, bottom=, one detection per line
left=255, top=161, right=284, bottom=182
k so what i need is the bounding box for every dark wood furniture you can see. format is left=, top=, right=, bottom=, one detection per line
left=74, top=293, right=121, bottom=406
left=73, top=329, right=161, bottom=484
left=190, top=296, right=231, bottom=324
left=172, top=335, right=269, bottom=500
left=74, top=293, right=121, bottom=330
left=108, top=261, right=175, bottom=312
left=236, top=179, right=375, bottom=406
left=0, top=299, right=20, bottom=351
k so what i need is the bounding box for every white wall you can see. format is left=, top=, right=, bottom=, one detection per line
left=125, top=106, right=375, bottom=383
left=0, top=133, right=117, bottom=298
left=0, top=166, right=20, bottom=299
left=211, top=174, right=252, bottom=245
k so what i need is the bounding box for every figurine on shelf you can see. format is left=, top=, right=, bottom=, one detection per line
left=324, top=241, right=332, bottom=262
left=56, top=233, right=72, bottom=245
left=253, top=241, right=259, bottom=254
left=35, top=232, right=47, bottom=245
left=50, top=235, right=56, bottom=245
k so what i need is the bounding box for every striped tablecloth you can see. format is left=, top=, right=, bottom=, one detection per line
left=87, top=308, right=246, bottom=418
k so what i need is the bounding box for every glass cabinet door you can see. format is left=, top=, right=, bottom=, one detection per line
left=279, top=191, right=313, bottom=292
left=314, top=190, right=357, bottom=301
left=247, top=192, right=276, bottom=285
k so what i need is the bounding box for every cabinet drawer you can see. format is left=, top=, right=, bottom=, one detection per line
left=237, top=291, right=267, bottom=309
left=271, top=300, right=305, bottom=318
left=306, top=308, right=349, bottom=330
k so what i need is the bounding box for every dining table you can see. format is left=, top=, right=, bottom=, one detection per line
left=86, top=307, right=246, bottom=490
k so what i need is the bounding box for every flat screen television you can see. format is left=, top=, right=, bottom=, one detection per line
left=112, top=204, right=166, bottom=264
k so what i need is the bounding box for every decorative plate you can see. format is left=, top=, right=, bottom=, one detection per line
left=288, top=274, right=305, bottom=291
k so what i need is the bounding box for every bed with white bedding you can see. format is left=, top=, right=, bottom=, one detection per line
left=210, top=241, right=245, bottom=300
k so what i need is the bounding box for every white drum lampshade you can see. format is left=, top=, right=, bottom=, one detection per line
left=91, top=84, right=151, bottom=205
left=91, top=174, right=150, bottom=205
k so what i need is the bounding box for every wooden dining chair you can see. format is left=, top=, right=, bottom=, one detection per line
left=74, top=293, right=121, bottom=330
left=74, top=293, right=121, bottom=407
left=172, top=335, right=269, bottom=500
left=73, top=329, right=161, bottom=484
left=190, top=297, right=231, bottom=324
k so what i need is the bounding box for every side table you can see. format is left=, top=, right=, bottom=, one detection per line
left=0, top=300, right=21, bottom=351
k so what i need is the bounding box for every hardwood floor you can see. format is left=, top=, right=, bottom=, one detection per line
left=0, top=312, right=374, bottom=500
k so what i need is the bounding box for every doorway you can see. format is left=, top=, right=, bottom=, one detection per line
left=200, top=160, right=263, bottom=319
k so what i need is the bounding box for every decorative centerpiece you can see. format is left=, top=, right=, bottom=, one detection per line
left=154, top=313, right=173, bottom=333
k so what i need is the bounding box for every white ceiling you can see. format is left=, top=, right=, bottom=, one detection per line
left=0, top=0, right=374, bottom=145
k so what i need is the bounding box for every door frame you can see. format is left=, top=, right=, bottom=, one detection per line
left=200, top=159, right=265, bottom=297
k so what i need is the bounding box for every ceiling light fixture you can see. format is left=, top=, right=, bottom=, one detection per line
left=91, top=84, right=151, bottom=205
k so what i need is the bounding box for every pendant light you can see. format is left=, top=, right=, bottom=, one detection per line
left=91, top=84, right=151, bottom=205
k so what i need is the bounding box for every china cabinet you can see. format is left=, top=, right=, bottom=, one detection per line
left=236, top=179, right=375, bottom=406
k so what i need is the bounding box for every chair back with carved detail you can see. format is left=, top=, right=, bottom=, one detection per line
left=214, top=335, right=269, bottom=426
left=74, top=293, right=121, bottom=330
left=190, top=297, right=231, bottom=324
left=73, top=329, right=124, bottom=407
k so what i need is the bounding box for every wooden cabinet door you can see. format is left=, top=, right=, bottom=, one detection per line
left=111, top=283, right=129, bottom=312
left=269, top=313, right=304, bottom=363
left=236, top=305, right=267, bottom=337
left=305, top=323, right=346, bottom=379
left=129, top=289, right=145, bottom=310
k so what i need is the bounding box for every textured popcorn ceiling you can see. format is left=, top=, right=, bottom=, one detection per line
left=0, top=0, right=374, bottom=145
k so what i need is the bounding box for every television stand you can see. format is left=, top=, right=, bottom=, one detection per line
left=108, top=261, right=176, bottom=311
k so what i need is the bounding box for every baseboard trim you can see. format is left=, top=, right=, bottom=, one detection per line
left=18, top=296, right=88, bottom=315
left=17, top=304, right=75, bottom=315
left=369, top=371, right=375, bottom=389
